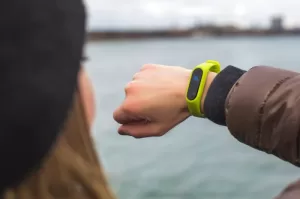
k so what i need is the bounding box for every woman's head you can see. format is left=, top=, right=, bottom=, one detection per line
left=1, top=0, right=116, bottom=197
left=3, top=68, right=115, bottom=199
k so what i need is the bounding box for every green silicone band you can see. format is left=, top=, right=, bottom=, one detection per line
left=186, top=60, right=221, bottom=117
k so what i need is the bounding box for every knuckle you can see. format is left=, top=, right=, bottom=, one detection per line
left=122, top=100, right=136, bottom=114
left=132, top=72, right=140, bottom=80
left=141, top=64, right=155, bottom=71
left=125, top=80, right=140, bottom=94
left=124, top=81, right=133, bottom=94
left=122, top=104, right=131, bottom=114
left=112, top=111, right=120, bottom=122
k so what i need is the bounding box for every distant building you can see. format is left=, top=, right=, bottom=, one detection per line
left=270, top=16, right=284, bottom=31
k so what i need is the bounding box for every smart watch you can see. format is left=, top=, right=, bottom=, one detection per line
left=186, top=60, right=221, bottom=117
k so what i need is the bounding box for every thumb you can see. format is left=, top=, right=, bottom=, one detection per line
left=118, top=122, right=163, bottom=138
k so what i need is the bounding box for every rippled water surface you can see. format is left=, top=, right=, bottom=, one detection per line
left=85, top=36, right=300, bottom=199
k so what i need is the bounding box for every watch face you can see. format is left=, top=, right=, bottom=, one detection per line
left=187, top=68, right=203, bottom=100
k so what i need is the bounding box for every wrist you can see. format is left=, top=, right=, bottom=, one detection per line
left=200, top=72, right=217, bottom=113
left=180, top=69, right=192, bottom=114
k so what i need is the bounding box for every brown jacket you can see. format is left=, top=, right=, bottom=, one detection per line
left=225, top=66, right=300, bottom=198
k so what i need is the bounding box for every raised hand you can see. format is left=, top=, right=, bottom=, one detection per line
left=113, top=64, right=192, bottom=138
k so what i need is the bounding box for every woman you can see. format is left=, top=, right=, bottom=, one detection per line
left=2, top=0, right=299, bottom=199
left=1, top=0, right=116, bottom=198
left=113, top=63, right=300, bottom=199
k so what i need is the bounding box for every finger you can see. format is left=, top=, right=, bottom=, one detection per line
left=118, top=123, right=164, bottom=138
left=113, top=107, right=133, bottom=124
left=113, top=103, right=145, bottom=124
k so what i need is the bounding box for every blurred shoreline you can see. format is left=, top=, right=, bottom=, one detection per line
left=87, top=25, right=300, bottom=42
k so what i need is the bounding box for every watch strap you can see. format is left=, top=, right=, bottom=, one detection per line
left=186, top=60, right=221, bottom=117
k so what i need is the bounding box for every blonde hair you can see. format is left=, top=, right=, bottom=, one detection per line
left=4, top=91, right=116, bottom=199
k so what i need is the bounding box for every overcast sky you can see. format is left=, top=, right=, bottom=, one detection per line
left=85, top=0, right=300, bottom=30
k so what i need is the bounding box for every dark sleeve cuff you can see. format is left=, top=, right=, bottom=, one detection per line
left=203, top=65, right=246, bottom=126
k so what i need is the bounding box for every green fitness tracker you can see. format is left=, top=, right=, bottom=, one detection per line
left=186, top=60, right=221, bottom=117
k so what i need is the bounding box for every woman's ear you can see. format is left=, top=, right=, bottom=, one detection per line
left=78, top=67, right=96, bottom=128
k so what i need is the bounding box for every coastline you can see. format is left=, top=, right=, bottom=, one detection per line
left=87, top=27, right=300, bottom=42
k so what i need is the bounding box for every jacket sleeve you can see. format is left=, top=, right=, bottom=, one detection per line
left=224, top=66, right=300, bottom=166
